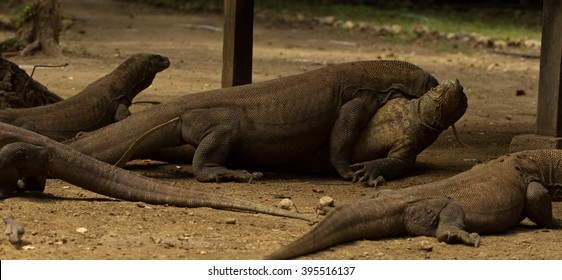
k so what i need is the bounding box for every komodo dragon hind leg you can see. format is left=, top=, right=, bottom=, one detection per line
left=525, top=181, right=559, bottom=228
left=0, top=142, right=49, bottom=198
left=434, top=200, right=480, bottom=246
left=404, top=198, right=480, bottom=247
left=181, top=109, right=262, bottom=183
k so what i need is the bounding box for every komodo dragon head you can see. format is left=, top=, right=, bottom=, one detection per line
left=418, top=79, right=467, bottom=130
left=114, top=53, right=170, bottom=101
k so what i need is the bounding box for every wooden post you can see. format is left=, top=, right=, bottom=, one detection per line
left=536, top=0, right=562, bottom=136
left=509, top=0, right=562, bottom=151
left=221, top=0, right=254, bottom=88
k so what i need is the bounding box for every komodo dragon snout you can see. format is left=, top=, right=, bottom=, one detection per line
left=418, top=79, right=467, bottom=130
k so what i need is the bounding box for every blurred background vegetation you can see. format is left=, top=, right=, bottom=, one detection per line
left=139, top=0, right=543, bottom=42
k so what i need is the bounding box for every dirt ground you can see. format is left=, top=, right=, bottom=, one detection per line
left=1, top=0, right=560, bottom=260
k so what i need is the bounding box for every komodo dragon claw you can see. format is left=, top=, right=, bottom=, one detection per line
left=3, top=216, right=25, bottom=244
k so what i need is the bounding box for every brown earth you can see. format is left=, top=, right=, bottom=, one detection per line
left=1, top=0, right=560, bottom=260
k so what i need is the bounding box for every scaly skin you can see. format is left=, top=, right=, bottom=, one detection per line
left=265, top=149, right=562, bottom=259
left=282, top=79, right=467, bottom=186
left=66, top=60, right=438, bottom=183
left=0, top=123, right=312, bottom=222
left=0, top=53, right=170, bottom=141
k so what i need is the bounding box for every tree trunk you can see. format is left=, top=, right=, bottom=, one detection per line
left=0, top=57, right=63, bottom=109
left=0, top=0, right=63, bottom=56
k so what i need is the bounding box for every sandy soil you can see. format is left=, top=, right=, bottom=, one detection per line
left=1, top=0, right=560, bottom=260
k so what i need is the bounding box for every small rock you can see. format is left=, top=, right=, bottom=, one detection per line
left=475, top=35, right=493, bottom=47
left=278, top=198, right=294, bottom=210
left=493, top=40, right=507, bottom=49
left=316, top=16, right=336, bottom=25
left=487, top=63, right=499, bottom=71
left=53, top=239, right=66, bottom=246
left=412, top=25, right=430, bottom=37
left=522, top=39, right=541, bottom=49
left=341, top=20, right=354, bottom=29
left=76, top=227, right=88, bottom=234
left=318, top=196, right=335, bottom=207
left=419, top=240, right=433, bottom=252
left=515, top=89, right=527, bottom=96
left=22, top=245, right=35, bottom=250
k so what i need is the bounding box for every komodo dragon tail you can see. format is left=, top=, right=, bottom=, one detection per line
left=48, top=143, right=313, bottom=222
left=265, top=197, right=404, bottom=259
left=1, top=123, right=313, bottom=222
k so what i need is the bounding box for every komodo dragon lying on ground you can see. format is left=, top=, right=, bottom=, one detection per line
left=0, top=53, right=170, bottom=141
left=66, top=60, right=438, bottom=183
left=149, top=79, right=467, bottom=187
left=265, top=149, right=562, bottom=259
left=0, top=122, right=312, bottom=222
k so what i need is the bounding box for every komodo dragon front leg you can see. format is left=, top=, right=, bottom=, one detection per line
left=329, top=88, right=397, bottom=180
left=525, top=181, right=562, bottom=228
left=0, top=142, right=48, bottom=197
left=179, top=108, right=262, bottom=182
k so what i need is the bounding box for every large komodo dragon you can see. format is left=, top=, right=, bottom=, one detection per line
left=0, top=122, right=311, bottom=222
left=151, top=79, right=467, bottom=187
left=0, top=53, right=170, bottom=141
left=66, top=60, right=438, bottom=183
left=265, top=149, right=562, bottom=259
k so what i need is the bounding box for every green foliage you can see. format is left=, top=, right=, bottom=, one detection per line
left=163, top=0, right=542, bottom=41
left=15, top=3, right=34, bottom=29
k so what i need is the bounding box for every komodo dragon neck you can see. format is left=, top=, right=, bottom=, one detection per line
left=0, top=53, right=170, bottom=141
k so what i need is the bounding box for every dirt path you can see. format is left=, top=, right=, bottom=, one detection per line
left=1, top=0, right=560, bottom=260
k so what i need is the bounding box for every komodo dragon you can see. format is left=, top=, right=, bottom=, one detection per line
left=265, top=149, right=562, bottom=259
left=0, top=53, right=170, bottom=141
left=149, top=79, right=467, bottom=187
left=65, top=60, right=438, bottom=183
left=0, top=122, right=311, bottom=221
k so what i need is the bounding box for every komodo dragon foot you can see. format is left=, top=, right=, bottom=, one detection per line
left=436, top=227, right=481, bottom=247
